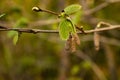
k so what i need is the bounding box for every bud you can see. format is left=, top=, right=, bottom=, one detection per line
left=32, top=7, right=42, bottom=12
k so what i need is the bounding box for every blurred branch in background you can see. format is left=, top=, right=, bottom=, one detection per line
left=75, top=50, right=107, bottom=80
left=84, top=2, right=109, bottom=15
left=104, top=44, right=118, bottom=80
left=58, top=48, right=70, bottom=80
left=81, top=35, right=120, bottom=46
left=29, top=19, right=60, bottom=27
left=80, top=0, right=120, bottom=25
left=81, top=0, right=120, bottom=15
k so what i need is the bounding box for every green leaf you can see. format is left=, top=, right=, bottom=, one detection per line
left=72, top=10, right=83, bottom=24
left=59, top=19, right=69, bottom=40
left=64, top=4, right=81, bottom=15
left=13, top=32, right=19, bottom=45
left=67, top=19, right=76, bottom=33
left=59, top=19, right=76, bottom=40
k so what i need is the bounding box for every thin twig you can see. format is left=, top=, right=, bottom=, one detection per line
left=85, top=25, right=120, bottom=33
left=32, top=7, right=59, bottom=16
left=0, top=25, right=120, bottom=34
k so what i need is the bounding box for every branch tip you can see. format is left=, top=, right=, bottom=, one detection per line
left=32, top=6, right=58, bottom=15
left=32, top=7, right=42, bottom=12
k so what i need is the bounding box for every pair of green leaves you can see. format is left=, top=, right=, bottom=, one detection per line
left=59, top=4, right=81, bottom=40
left=59, top=19, right=75, bottom=40
left=32, top=4, right=81, bottom=40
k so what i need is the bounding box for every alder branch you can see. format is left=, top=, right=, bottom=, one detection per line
left=0, top=25, right=120, bottom=34
left=85, top=25, right=120, bottom=33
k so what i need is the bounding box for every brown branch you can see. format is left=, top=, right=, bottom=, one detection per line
left=0, top=25, right=120, bottom=34
left=85, top=25, right=120, bottom=33
left=0, top=27, right=58, bottom=33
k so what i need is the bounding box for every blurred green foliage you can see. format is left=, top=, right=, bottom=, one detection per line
left=0, top=0, right=120, bottom=80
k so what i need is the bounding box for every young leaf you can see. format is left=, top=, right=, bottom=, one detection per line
left=66, top=19, right=76, bottom=34
left=72, top=10, right=83, bottom=24
left=64, top=4, right=81, bottom=15
left=13, top=32, right=19, bottom=45
left=59, top=19, right=70, bottom=40
left=59, top=19, right=76, bottom=40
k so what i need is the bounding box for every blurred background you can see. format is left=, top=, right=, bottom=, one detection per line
left=0, top=0, right=120, bottom=80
